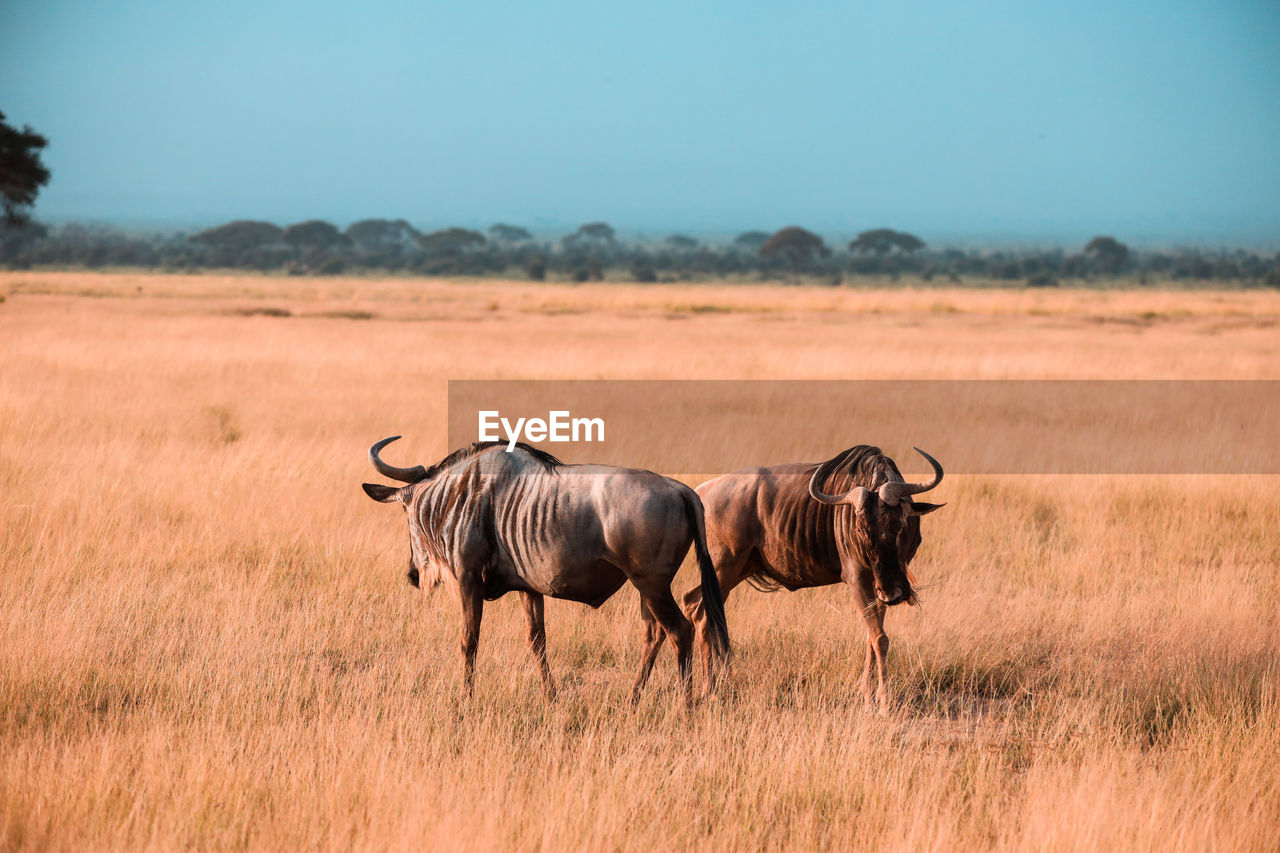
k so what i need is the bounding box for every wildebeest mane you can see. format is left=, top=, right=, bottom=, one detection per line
left=823, top=445, right=905, bottom=490
left=420, top=441, right=563, bottom=481
left=743, top=446, right=903, bottom=594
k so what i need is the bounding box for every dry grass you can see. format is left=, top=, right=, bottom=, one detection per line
left=1, top=272, right=1278, bottom=851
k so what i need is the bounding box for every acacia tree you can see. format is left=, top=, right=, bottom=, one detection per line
left=418, top=227, right=487, bottom=255
left=563, top=222, right=615, bottom=249
left=759, top=226, right=830, bottom=280
left=345, top=218, right=421, bottom=249
left=848, top=228, right=925, bottom=255
left=283, top=220, right=348, bottom=249
left=562, top=222, right=616, bottom=280
left=0, top=111, right=51, bottom=227
left=190, top=220, right=284, bottom=251
left=489, top=223, right=532, bottom=244
left=1084, top=235, right=1131, bottom=274
left=733, top=230, right=771, bottom=251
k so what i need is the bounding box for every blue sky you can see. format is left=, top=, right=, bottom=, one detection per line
left=2, top=0, right=1278, bottom=245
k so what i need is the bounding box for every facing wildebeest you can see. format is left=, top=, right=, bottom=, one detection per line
left=682, top=445, right=944, bottom=712
left=361, top=437, right=730, bottom=706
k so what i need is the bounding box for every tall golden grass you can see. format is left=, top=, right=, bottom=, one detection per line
left=1, top=272, right=1277, bottom=850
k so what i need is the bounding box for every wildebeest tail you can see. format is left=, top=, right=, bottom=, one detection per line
left=683, top=489, right=730, bottom=660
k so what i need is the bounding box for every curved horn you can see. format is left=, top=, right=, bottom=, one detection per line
left=368, top=436, right=427, bottom=483
left=807, top=449, right=869, bottom=506
left=878, top=447, right=944, bottom=505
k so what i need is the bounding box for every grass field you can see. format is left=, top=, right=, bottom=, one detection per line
left=1, top=271, right=1278, bottom=850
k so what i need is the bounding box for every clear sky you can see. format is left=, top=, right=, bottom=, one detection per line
left=2, top=0, right=1278, bottom=245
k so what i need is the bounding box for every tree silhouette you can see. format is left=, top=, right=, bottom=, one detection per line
left=564, top=222, right=615, bottom=249
left=759, top=226, right=830, bottom=279
left=849, top=228, right=925, bottom=255
left=489, top=223, right=532, bottom=243
left=666, top=234, right=699, bottom=250
left=190, top=220, right=283, bottom=252
left=283, top=220, right=348, bottom=248
left=345, top=218, right=421, bottom=249
left=733, top=230, right=770, bottom=251
left=0, top=112, right=51, bottom=227
left=418, top=227, right=487, bottom=255
left=1084, top=236, right=1131, bottom=273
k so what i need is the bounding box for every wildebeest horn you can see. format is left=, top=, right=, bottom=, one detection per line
left=877, top=447, right=944, bottom=505
left=368, top=436, right=427, bottom=483
left=807, top=449, right=870, bottom=506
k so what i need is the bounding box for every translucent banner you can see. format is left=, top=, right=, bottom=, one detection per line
left=446, top=380, right=1280, bottom=475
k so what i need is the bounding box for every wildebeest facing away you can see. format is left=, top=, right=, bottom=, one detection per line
left=682, top=446, right=943, bottom=711
left=361, top=437, right=730, bottom=706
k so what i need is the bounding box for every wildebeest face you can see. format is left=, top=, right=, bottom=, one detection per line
left=362, top=482, right=432, bottom=588
left=859, top=494, right=943, bottom=606
left=859, top=493, right=911, bottom=605
left=808, top=446, right=945, bottom=607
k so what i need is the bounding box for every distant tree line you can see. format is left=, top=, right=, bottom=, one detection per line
left=1, top=217, right=1278, bottom=287
left=0, top=118, right=1276, bottom=287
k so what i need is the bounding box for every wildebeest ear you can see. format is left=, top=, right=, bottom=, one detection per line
left=911, top=501, right=945, bottom=515
left=362, top=483, right=404, bottom=503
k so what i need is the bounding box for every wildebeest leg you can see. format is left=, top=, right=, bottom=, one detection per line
left=861, top=636, right=876, bottom=706
left=630, top=597, right=665, bottom=704
left=682, top=547, right=753, bottom=697
left=520, top=591, right=556, bottom=700
left=639, top=588, right=695, bottom=710
left=459, top=582, right=484, bottom=697
left=861, top=599, right=890, bottom=714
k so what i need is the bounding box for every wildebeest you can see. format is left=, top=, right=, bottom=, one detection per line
left=361, top=437, right=730, bottom=705
left=682, top=446, right=944, bottom=711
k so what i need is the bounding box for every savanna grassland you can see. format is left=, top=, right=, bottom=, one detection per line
left=1, top=271, right=1278, bottom=851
